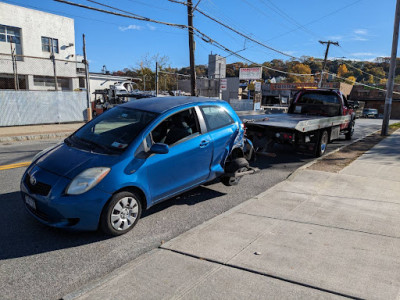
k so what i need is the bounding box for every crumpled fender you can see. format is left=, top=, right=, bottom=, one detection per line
left=221, top=127, right=246, bottom=168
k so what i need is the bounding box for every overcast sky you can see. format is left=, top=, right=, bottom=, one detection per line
left=3, top=0, right=396, bottom=72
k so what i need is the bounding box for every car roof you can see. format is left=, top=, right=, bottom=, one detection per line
left=120, top=96, right=226, bottom=114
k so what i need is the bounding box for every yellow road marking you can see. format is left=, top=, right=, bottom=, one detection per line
left=0, top=161, right=31, bottom=171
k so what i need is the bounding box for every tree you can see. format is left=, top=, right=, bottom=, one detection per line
left=287, top=63, right=313, bottom=83
left=346, top=76, right=356, bottom=85
left=337, top=64, right=348, bottom=78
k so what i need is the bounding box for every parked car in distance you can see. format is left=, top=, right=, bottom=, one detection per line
left=362, top=108, right=378, bottom=118
left=21, top=97, right=253, bottom=236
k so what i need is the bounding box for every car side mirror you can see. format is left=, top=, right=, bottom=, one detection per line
left=150, top=143, right=169, bottom=154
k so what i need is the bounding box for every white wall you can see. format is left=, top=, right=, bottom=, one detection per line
left=0, top=2, right=77, bottom=78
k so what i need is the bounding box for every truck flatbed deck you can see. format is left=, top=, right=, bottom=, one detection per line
left=240, top=113, right=351, bottom=133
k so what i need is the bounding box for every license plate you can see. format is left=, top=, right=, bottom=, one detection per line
left=25, top=195, right=36, bottom=210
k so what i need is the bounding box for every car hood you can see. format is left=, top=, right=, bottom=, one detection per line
left=36, top=143, right=118, bottom=179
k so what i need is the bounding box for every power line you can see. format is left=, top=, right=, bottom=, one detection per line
left=168, top=0, right=298, bottom=59
left=329, top=72, right=400, bottom=95
left=56, top=0, right=391, bottom=91
left=256, top=0, right=319, bottom=39
left=54, top=0, right=187, bottom=28
left=265, top=0, right=363, bottom=42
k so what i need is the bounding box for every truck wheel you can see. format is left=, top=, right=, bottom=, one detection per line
left=100, top=191, right=142, bottom=236
left=345, top=119, right=355, bottom=140
left=221, top=158, right=249, bottom=186
left=316, top=130, right=328, bottom=157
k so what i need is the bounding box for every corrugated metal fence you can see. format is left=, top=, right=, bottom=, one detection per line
left=0, top=91, right=87, bottom=126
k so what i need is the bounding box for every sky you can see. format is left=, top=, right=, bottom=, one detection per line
left=2, top=0, right=397, bottom=72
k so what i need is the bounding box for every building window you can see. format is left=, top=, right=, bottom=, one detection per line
left=0, top=25, right=21, bottom=44
left=41, top=37, right=59, bottom=53
left=33, top=76, right=69, bottom=90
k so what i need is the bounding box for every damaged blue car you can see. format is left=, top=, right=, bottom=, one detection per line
left=21, top=97, right=254, bottom=236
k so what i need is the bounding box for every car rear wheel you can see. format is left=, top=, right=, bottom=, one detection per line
left=221, top=157, right=249, bottom=186
left=316, top=130, right=328, bottom=157
left=100, top=191, right=142, bottom=236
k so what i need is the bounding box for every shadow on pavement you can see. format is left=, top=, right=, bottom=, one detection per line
left=143, top=186, right=226, bottom=218
left=0, top=191, right=108, bottom=260
left=0, top=185, right=227, bottom=260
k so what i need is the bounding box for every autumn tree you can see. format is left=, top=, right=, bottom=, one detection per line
left=287, top=63, right=313, bottom=83
left=346, top=76, right=356, bottom=85
left=337, top=64, right=348, bottom=78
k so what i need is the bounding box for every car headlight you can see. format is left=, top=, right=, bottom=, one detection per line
left=66, top=167, right=110, bottom=195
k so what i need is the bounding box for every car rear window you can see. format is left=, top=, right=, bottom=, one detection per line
left=290, top=92, right=341, bottom=117
left=200, top=106, right=235, bottom=131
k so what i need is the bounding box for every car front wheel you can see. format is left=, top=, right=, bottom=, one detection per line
left=100, top=191, right=142, bottom=236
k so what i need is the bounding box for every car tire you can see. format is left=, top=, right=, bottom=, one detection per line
left=345, top=119, right=355, bottom=140
left=221, top=157, right=249, bottom=186
left=100, top=191, right=142, bottom=236
left=316, top=130, right=328, bottom=157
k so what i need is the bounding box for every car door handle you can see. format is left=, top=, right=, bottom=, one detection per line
left=199, top=140, right=210, bottom=148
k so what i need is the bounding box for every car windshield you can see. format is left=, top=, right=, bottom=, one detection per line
left=65, top=107, right=158, bottom=154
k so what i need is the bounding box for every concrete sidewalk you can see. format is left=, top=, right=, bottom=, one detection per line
left=64, top=131, right=400, bottom=300
left=0, top=123, right=84, bottom=142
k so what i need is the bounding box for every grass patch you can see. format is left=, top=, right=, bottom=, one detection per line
left=389, top=122, right=400, bottom=129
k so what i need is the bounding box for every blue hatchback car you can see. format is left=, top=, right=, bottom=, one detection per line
left=21, top=97, right=251, bottom=235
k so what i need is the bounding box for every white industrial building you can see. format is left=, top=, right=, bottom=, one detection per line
left=0, top=2, right=81, bottom=90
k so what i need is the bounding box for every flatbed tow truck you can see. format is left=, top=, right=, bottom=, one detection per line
left=240, top=89, right=356, bottom=157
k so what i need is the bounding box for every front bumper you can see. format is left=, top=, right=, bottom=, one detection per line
left=21, top=165, right=112, bottom=231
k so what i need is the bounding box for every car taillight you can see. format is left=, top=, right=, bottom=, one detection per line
left=282, top=133, right=292, bottom=140
left=241, top=123, right=247, bottom=135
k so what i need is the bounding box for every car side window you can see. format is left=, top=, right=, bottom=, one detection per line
left=150, top=108, right=200, bottom=147
left=200, top=106, right=235, bottom=131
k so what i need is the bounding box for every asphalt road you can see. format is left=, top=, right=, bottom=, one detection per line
left=0, top=118, right=396, bottom=300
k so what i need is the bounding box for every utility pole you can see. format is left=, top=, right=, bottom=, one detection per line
left=9, top=39, right=18, bottom=90
left=155, top=62, right=159, bottom=96
left=382, top=0, right=400, bottom=135
left=82, top=34, right=92, bottom=121
left=318, top=40, right=339, bottom=88
left=51, top=38, right=59, bottom=91
left=187, top=0, right=196, bottom=96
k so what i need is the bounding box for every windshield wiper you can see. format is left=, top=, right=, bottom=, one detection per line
left=79, top=137, right=119, bottom=154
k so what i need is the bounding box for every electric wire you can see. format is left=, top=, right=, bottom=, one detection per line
left=54, top=0, right=395, bottom=94
left=167, top=0, right=298, bottom=59
left=329, top=72, right=400, bottom=95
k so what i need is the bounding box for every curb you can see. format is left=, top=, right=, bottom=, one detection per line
left=0, top=132, right=72, bottom=143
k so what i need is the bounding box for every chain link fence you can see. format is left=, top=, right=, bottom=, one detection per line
left=0, top=48, right=89, bottom=126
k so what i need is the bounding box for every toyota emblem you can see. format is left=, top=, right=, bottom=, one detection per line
left=30, top=175, right=37, bottom=186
